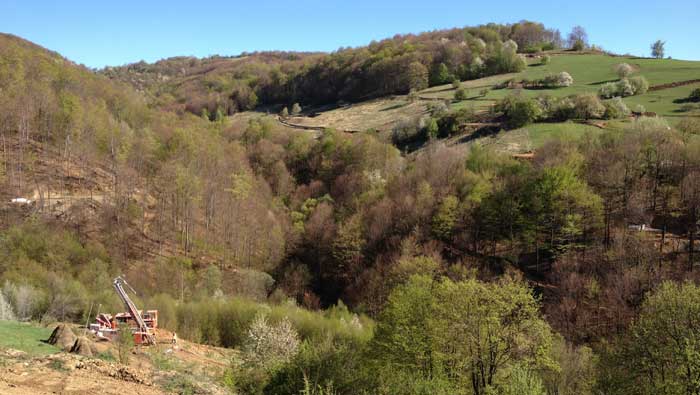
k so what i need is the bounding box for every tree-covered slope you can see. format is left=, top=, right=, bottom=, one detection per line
left=101, top=21, right=563, bottom=117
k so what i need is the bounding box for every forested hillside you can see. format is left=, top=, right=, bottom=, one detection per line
left=101, top=21, right=562, bottom=117
left=1, top=22, right=700, bottom=395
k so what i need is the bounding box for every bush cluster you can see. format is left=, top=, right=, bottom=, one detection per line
left=523, top=71, right=574, bottom=88
left=599, top=76, right=649, bottom=98
left=498, top=91, right=628, bottom=126
left=497, top=94, right=543, bottom=127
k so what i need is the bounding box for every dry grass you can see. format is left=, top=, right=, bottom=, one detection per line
left=286, top=98, right=428, bottom=132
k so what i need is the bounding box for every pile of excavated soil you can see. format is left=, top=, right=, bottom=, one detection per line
left=70, top=336, right=98, bottom=357
left=45, top=324, right=76, bottom=351
left=0, top=352, right=160, bottom=395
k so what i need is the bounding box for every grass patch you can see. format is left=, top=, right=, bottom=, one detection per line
left=420, top=54, right=700, bottom=120
left=481, top=122, right=606, bottom=153
left=622, top=82, right=700, bottom=121
left=523, top=122, right=606, bottom=148
left=149, top=350, right=179, bottom=371
left=96, top=351, right=116, bottom=362
left=160, top=374, right=199, bottom=395
left=49, top=358, right=68, bottom=371
left=0, top=320, right=60, bottom=356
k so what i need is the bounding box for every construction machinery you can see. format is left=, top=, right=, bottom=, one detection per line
left=89, top=276, right=158, bottom=345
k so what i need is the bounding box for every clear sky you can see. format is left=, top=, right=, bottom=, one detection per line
left=1, top=0, right=698, bottom=68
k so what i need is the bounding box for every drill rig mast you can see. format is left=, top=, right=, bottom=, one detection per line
left=112, top=276, right=156, bottom=345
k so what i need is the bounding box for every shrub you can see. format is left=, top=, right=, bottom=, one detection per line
left=426, top=118, right=439, bottom=140
left=599, top=82, right=619, bottom=99
left=615, top=63, right=633, bottom=79
left=451, top=79, right=461, bottom=90
left=632, top=116, right=670, bottom=133
left=629, top=76, right=649, bottom=95
left=497, top=95, right=543, bottom=128
left=600, top=76, right=648, bottom=98
left=550, top=97, right=576, bottom=121
left=391, top=117, right=423, bottom=145
left=616, top=79, right=635, bottom=97
left=677, top=117, right=700, bottom=136
left=116, top=322, right=134, bottom=365
left=524, top=72, right=573, bottom=89
left=265, top=337, right=364, bottom=395
left=503, top=39, right=519, bottom=52
left=536, top=95, right=563, bottom=119
left=427, top=101, right=449, bottom=117
left=603, top=97, right=631, bottom=119
left=436, top=107, right=476, bottom=137
left=572, top=94, right=605, bottom=119
left=541, top=55, right=551, bottom=65
left=243, top=314, right=300, bottom=372
left=572, top=39, right=585, bottom=51
left=549, top=71, right=573, bottom=87
left=479, top=88, right=490, bottom=97
left=689, top=88, right=700, bottom=102
left=454, top=88, right=468, bottom=101
left=0, top=291, right=15, bottom=321
left=291, top=103, right=302, bottom=115
left=2, top=282, right=43, bottom=321
left=494, top=364, right=547, bottom=395
left=522, top=45, right=542, bottom=54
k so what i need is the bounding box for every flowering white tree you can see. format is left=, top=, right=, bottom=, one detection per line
left=615, top=63, right=633, bottom=79
left=503, top=39, right=519, bottom=52
left=2, top=282, right=42, bottom=321
left=244, top=314, right=300, bottom=371
left=556, top=72, right=574, bottom=87
left=616, top=79, right=635, bottom=97
left=0, top=291, right=15, bottom=321
left=541, top=72, right=574, bottom=88
left=599, top=82, right=618, bottom=99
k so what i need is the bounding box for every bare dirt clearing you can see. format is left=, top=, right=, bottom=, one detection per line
left=0, top=323, right=234, bottom=395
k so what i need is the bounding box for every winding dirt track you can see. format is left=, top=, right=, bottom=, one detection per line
left=649, top=79, right=700, bottom=91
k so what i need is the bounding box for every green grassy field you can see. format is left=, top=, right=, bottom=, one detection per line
left=421, top=53, right=700, bottom=121
left=0, top=320, right=59, bottom=356
left=263, top=53, right=699, bottom=154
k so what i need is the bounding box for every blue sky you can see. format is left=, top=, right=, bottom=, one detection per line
left=1, top=0, right=698, bottom=68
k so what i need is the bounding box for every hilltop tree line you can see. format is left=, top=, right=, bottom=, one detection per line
left=102, top=21, right=568, bottom=117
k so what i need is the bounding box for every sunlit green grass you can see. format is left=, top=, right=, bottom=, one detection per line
left=0, top=320, right=60, bottom=356
left=423, top=54, right=700, bottom=120
left=623, top=82, right=700, bottom=121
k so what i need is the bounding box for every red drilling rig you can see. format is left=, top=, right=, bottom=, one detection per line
left=89, top=276, right=158, bottom=345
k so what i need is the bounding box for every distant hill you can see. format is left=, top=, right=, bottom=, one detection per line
left=100, top=21, right=563, bottom=117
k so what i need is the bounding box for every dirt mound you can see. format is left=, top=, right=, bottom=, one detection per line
left=46, top=324, right=76, bottom=351
left=70, top=336, right=98, bottom=357
left=73, top=358, right=150, bottom=385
